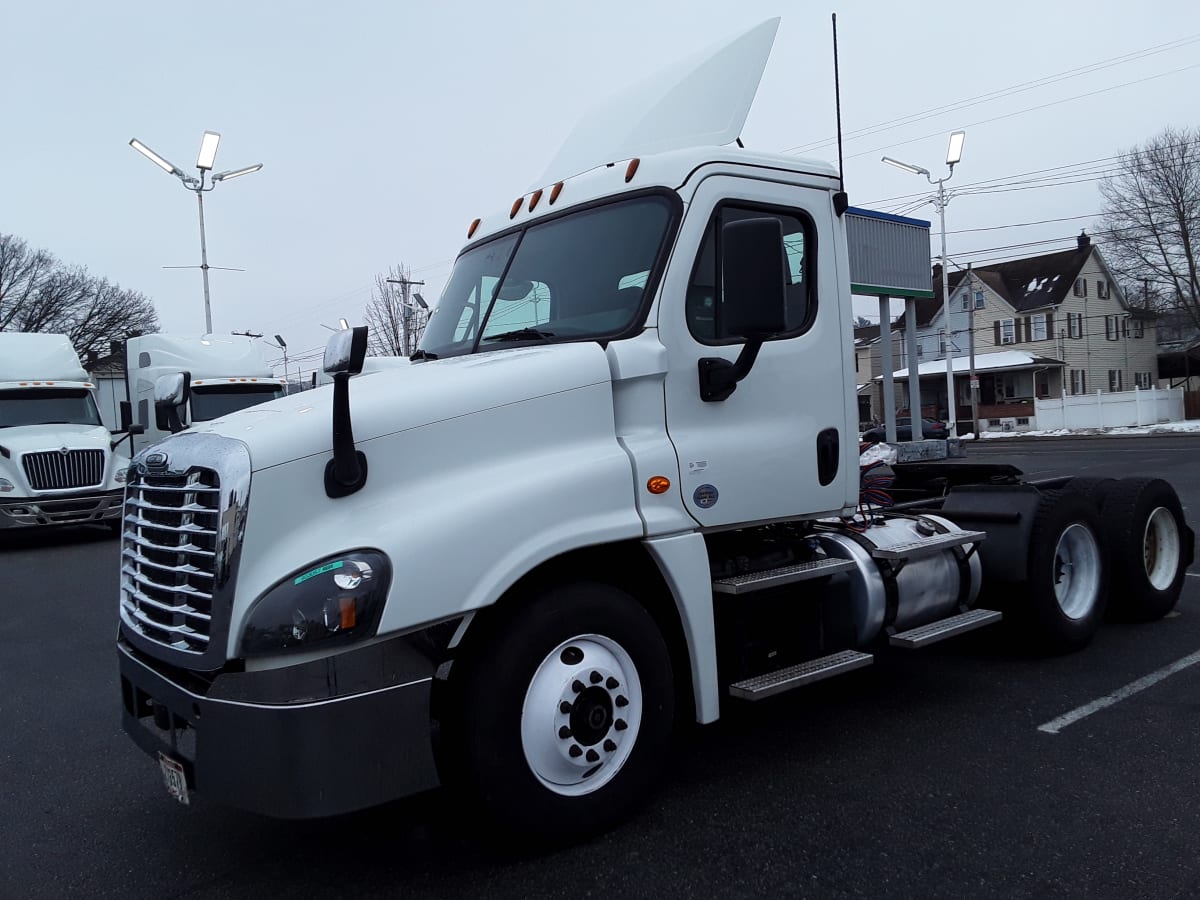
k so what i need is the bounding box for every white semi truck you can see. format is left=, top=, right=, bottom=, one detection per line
left=124, top=334, right=285, bottom=455
left=0, top=332, right=135, bottom=531
left=115, top=20, right=1193, bottom=841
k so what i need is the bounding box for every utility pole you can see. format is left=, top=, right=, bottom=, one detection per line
left=386, top=276, right=426, bottom=356
left=966, top=265, right=979, bottom=438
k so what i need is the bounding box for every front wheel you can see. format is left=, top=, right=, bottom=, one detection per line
left=449, top=583, right=674, bottom=843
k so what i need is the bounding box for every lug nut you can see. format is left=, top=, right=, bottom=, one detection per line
left=586, top=749, right=599, bottom=763
left=569, top=745, right=583, bottom=758
left=606, top=677, right=619, bottom=690
left=559, top=726, right=572, bottom=739
left=572, top=679, right=584, bottom=694
left=614, top=719, right=627, bottom=731
left=604, top=739, right=617, bottom=753
left=590, top=671, right=602, bottom=684
left=615, top=695, right=629, bottom=708
left=560, top=701, right=572, bottom=714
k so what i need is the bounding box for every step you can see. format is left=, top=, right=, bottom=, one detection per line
left=712, top=558, right=856, bottom=595
left=870, top=529, right=986, bottom=561
left=728, top=650, right=874, bottom=700
left=888, top=608, right=1003, bottom=649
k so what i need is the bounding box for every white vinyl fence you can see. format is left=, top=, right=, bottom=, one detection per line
left=1033, top=387, right=1184, bottom=431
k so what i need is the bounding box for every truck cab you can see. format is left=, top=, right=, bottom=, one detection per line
left=0, top=333, right=131, bottom=531
left=124, top=334, right=285, bottom=454
left=114, top=18, right=1192, bottom=842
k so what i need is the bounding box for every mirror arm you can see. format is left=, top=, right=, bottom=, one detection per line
left=698, top=338, right=764, bottom=402
left=324, top=371, right=368, bottom=498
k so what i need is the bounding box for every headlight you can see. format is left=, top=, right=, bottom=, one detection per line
left=114, top=466, right=130, bottom=484
left=240, top=550, right=391, bottom=657
left=0, top=478, right=14, bottom=493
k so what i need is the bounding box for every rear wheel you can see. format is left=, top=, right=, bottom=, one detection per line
left=1100, top=478, right=1190, bottom=621
left=1018, top=490, right=1107, bottom=653
left=448, top=582, right=674, bottom=843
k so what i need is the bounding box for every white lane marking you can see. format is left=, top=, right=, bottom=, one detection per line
left=1187, top=572, right=1200, bottom=578
left=1038, top=648, right=1200, bottom=734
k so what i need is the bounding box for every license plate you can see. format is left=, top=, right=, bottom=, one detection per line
left=158, top=753, right=190, bottom=805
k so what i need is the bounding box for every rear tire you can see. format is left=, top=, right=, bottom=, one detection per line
left=448, top=582, right=674, bottom=844
left=1018, top=490, right=1107, bottom=653
left=1099, top=478, right=1190, bottom=622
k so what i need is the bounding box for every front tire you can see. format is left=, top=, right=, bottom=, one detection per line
left=451, top=582, right=674, bottom=843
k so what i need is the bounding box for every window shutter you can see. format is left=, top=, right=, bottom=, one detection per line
left=1015, top=318, right=1024, bottom=343
left=1046, top=312, right=1054, bottom=337
left=993, top=321, right=1001, bottom=346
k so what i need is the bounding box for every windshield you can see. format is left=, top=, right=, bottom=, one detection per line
left=0, top=388, right=102, bottom=428
left=419, top=194, right=676, bottom=358
left=190, top=384, right=283, bottom=421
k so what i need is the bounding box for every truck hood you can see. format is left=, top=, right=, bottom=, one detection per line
left=175, top=342, right=615, bottom=472
left=0, top=423, right=118, bottom=457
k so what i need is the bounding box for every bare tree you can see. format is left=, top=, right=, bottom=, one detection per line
left=1099, top=126, right=1200, bottom=324
left=363, top=263, right=427, bottom=357
left=0, top=233, right=158, bottom=354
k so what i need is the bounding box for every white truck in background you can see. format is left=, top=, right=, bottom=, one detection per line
left=0, top=332, right=135, bottom=532
left=114, top=19, right=1194, bottom=842
left=124, top=334, right=285, bottom=455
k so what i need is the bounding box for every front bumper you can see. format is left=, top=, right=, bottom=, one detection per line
left=0, top=488, right=123, bottom=530
left=118, top=634, right=441, bottom=818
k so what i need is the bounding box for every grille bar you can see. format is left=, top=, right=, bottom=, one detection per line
left=121, top=582, right=212, bottom=622
left=122, top=598, right=211, bottom=643
left=121, top=547, right=215, bottom=579
left=126, top=495, right=220, bottom=516
left=123, top=512, right=217, bottom=537
left=22, top=449, right=105, bottom=490
left=122, top=564, right=214, bottom=601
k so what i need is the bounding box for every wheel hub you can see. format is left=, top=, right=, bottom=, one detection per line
left=569, top=686, right=614, bottom=746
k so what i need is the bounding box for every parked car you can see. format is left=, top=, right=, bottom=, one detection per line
left=862, top=417, right=947, bottom=444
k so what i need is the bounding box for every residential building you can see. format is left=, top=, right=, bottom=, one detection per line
left=888, top=231, right=1158, bottom=430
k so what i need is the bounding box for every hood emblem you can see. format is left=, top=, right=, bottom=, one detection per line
left=59, top=446, right=70, bottom=456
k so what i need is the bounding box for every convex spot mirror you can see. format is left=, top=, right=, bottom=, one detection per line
left=495, top=279, right=534, bottom=301
left=718, top=217, right=789, bottom=340
left=323, top=326, right=369, bottom=376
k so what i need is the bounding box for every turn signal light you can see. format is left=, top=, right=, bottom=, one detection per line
left=549, top=181, right=564, bottom=205
left=468, top=218, right=481, bottom=238
left=647, top=476, right=671, bottom=494
left=625, top=158, right=640, bottom=182
left=510, top=197, right=524, bottom=219
left=529, top=188, right=543, bottom=211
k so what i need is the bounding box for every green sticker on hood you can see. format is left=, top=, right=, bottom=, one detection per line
left=294, top=560, right=344, bottom=586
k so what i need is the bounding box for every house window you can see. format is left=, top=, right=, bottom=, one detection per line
left=1000, top=318, right=1015, bottom=345
left=976, top=291, right=985, bottom=309
left=1074, top=278, right=1087, bottom=297
left=1068, top=312, right=1083, bottom=339
left=1097, top=279, right=1110, bottom=299
left=938, top=329, right=946, bottom=354
left=1133, top=319, right=1144, bottom=338
left=1108, top=369, right=1123, bottom=392
left=995, top=373, right=1020, bottom=400
left=1121, top=316, right=1130, bottom=338
left=917, top=344, right=924, bottom=357
left=1031, top=313, right=1048, bottom=341
left=1016, top=417, right=1030, bottom=425
left=1105, top=315, right=1120, bottom=341
left=1134, top=371, right=1153, bottom=389
left=960, top=294, right=969, bottom=312
left=1070, top=369, right=1087, bottom=395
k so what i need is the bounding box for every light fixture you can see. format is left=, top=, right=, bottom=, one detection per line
left=129, top=139, right=184, bottom=177
left=338, top=318, right=350, bottom=330
left=196, top=131, right=221, bottom=171
left=946, top=131, right=966, bottom=166
left=412, top=292, right=428, bottom=309
left=881, top=156, right=930, bottom=177
left=274, top=334, right=287, bottom=349
left=213, top=163, right=263, bottom=182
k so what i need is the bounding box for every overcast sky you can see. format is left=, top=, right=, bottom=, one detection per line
left=4, top=1, right=1198, bottom=377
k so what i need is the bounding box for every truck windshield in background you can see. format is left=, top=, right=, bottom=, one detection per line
left=0, top=389, right=103, bottom=428
left=190, top=384, right=284, bottom=422
left=418, top=193, right=677, bottom=359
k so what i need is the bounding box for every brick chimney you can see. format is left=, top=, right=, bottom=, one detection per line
left=1077, top=229, right=1091, bottom=250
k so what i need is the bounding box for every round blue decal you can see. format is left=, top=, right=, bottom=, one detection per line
left=693, top=483, right=719, bottom=509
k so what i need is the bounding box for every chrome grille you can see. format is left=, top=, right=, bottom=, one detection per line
left=22, top=449, right=105, bottom=490
left=120, top=469, right=221, bottom=655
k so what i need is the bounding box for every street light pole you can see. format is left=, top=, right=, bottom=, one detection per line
left=882, top=130, right=965, bottom=437
left=129, top=132, right=263, bottom=334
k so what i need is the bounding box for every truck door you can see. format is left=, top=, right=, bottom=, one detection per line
left=658, top=175, right=854, bottom=528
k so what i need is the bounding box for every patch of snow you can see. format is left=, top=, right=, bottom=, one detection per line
left=974, top=419, right=1200, bottom=439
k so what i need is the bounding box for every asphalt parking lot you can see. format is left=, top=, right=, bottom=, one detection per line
left=3, top=433, right=1199, bottom=899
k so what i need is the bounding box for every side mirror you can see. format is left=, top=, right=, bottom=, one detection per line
left=719, top=217, right=789, bottom=339
left=323, top=326, right=369, bottom=376
left=154, top=372, right=191, bottom=434
left=116, top=400, right=146, bottom=436
left=698, top=218, right=790, bottom=402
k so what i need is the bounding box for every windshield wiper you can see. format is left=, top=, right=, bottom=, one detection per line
left=482, top=328, right=556, bottom=343
left=410, top=349, right=438, bottom=361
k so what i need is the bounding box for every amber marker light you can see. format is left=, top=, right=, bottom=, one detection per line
left=468, top=218, right=481, bottom=238
left=647, top=475, right=671, bottom=494
left=625, top=158, right=640, bottom=182
left=510, top=197, right=524, bottom=219
left=549, top=181, right=564, bottom=204
left=529, top=189, right=543, bottom=211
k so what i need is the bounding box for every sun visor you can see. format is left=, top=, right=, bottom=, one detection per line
left=531, top=17, right=780, bottom=189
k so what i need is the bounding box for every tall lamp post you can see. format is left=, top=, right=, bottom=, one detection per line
left=265, top=334, right=290, bottom=395
left=129, top=132, right=263, bottom=335
left=882, top=130, right=966, bottom=437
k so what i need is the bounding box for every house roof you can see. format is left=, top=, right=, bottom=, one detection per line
left=908, top=234, right=1101, bottom=327
left=883, top=349, right=1064, bottom=380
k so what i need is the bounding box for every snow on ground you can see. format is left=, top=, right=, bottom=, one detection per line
left=975, top=420, right=1200, bottom=439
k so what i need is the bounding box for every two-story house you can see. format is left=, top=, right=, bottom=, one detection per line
left=887, top=232, right=1158, bottom=430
